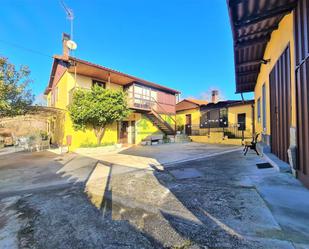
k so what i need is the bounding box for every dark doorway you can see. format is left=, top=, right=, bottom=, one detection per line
left=131, top=121, right=136, bottom=144
left=185, top=114, right=192, bottom=135
left=118, top=121, right=129, bottom=144
left=237, top=113, right=246, bottom=131
left=269, top=46, right=291, bottom=163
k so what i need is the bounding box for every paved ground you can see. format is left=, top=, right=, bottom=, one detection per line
left=77, top=142, right=241, bottom=169
left=0, top=143, right=309, bottom=249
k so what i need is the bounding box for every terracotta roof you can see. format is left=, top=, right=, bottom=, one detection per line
left=45, top=55, right=180, bottom=95
left=201, top=99, right=254, bottom=110
left=176, top=98, right=208, bottom=112
left=186, top=98, right=208, bottom=106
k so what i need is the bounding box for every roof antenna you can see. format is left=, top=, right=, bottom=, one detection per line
left=60, top=0, right=77, bottom=51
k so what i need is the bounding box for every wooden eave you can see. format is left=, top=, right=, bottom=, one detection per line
left=59, top=56, right=180, bottom=95
left=227, top=0, right=297, bottom=93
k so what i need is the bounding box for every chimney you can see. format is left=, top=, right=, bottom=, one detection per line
left=211, top=90, right=219, bottom=103
left=62, top=33, right=71, bottom=60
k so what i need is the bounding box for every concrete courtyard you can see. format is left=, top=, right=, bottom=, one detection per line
left=0, top=143, right=309, bottom=249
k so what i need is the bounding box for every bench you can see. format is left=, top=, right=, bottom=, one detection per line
left=142, top=135, right=164, bottom=145
left=244, top=133, right=260, bottom=156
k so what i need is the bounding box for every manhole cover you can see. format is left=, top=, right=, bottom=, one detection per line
left=170, top=168, right=203, bottom=179
left=256, top=163, right=273, bottom=169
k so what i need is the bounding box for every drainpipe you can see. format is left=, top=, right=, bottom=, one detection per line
left=252, top=103, right=255, bottom=138
left=241, top=93, right=245, bottom=104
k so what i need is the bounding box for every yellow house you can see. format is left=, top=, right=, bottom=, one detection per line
left=228, top=0, right=309, bottom=187
left=176, top=96, right=254, bottom=140
left=176, top=98, right=208, bottom=134
left=44, top=33, right=180, bottom=150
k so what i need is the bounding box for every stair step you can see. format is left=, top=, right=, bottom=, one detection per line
left=144, top=113, right=175, bottom=136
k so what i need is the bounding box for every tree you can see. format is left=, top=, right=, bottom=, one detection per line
left=69, top=85, right=131, bottom=145
left=0, top=56, right=34, bottom=117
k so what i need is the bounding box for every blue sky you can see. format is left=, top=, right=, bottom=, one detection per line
left=0, top=0, right=253, bottom=102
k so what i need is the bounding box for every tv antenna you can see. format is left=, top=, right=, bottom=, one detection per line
left=60, top=0, right=74, bottom=40
left=60, top=0, right=77, bottom=51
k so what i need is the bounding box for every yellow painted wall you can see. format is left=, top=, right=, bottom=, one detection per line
left=176, top=108, right=200, bottom=130
left=135, top=113, right=163, bottom=144
left=46, top=71, right=123, bottom=149
left=68, top=73, right=123, bottom=91
left=190, top=135, right=251, bottom=145
left=228, top=104, right=253, bottom=138
left=254, top=13, right=296, bottom=138
left=176, top=105, right=253, bottom=138
left=46, top=71, right=163, bottom=149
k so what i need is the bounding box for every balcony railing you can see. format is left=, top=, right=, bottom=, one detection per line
left=126, top=92, right=176, bottom=130
left=126, top=92, right=175, bottom=114
left=68, top=87, right=175, bottom=114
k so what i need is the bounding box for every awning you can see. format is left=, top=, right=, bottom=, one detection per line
left=227, top=0, right=297, bottom=93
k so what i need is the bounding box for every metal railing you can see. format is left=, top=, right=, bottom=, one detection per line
left=190, top=123, right=251, bottom=139
left=68, top=88, right=177, bottom=132
left=126, top=91, right=176, bottom=131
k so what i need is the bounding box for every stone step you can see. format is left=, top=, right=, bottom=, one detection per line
left=174, top=134, right=191, bottom=143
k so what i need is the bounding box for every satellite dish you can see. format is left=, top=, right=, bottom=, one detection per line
left=66, top=40, right=77, bottom=50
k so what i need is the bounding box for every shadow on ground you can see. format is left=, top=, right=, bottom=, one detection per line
left=1, top=145, right=309, bottom=249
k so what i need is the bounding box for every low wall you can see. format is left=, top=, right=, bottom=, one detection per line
left=189, top=135, right=251, bottom=145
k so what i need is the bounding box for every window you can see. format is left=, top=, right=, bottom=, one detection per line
left=257, top=97, right=261, bottom=123
left=200, top=108, right=228, bottom=128
left=92, top=80, right=105, bottom=88
left=219, top=108, right=228, bottom=127
left=237, top=113, right=246, bottom=131
left=262, top=84, right=267, bottom=131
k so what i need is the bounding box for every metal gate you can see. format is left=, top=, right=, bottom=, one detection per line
left=269, top=46, right=291, bottom=163
left=294, top=0, right=309, bottom=187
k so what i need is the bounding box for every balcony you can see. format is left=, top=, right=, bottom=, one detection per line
left=67, top=87, right=176, bottom=115
left=126, top=91, right=176, bottom=114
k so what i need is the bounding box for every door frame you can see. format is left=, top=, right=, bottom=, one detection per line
left=118, top=121, right=129, bottom=144
left=294, top=0, right=309, bottom=187
left=185, top=114, right=192, bottom=135
left=269, top=45, right=291, bottom=163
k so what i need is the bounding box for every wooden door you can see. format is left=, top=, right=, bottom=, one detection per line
left=118, top=121, right=129, bottom=144
left=294, top=0, right=309, bottom=187
left=269, top=46, right=291, bottom=163
left=237, top=113, right=246, bottom=131
left=185, top=114, right=192, bottom=135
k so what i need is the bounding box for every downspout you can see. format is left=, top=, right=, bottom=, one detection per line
left=241, top=92, right=245, bottom=103
left=252, top=103, right=255, bottom=138
left=240, top=93, right=245, bottom=142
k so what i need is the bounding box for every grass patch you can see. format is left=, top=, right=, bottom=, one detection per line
left=79, top=142, right=115, bottom=148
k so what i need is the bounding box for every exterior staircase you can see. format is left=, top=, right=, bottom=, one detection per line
left=144, top=110, right=175, bottom=136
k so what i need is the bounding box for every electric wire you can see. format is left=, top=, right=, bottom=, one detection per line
left=0, top=39, right=53, bottom=59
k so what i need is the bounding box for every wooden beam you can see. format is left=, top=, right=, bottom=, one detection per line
left=235, top=3, right=297, bottom=28
left=237, top=70, right=259, bottom=76
left=237, top=25, right=278, bottom=40
left=237, top=82, right=256, bottom=86
left=236, top=82, right=256, bottom=93
left=237, top=60, right=263, bottom=67
left=235, top=36, right=269, bottom=48
left=228, top=0, right=243, bottom=7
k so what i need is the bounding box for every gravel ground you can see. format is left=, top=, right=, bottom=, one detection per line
left=1, top=148, right=308, bottom=249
